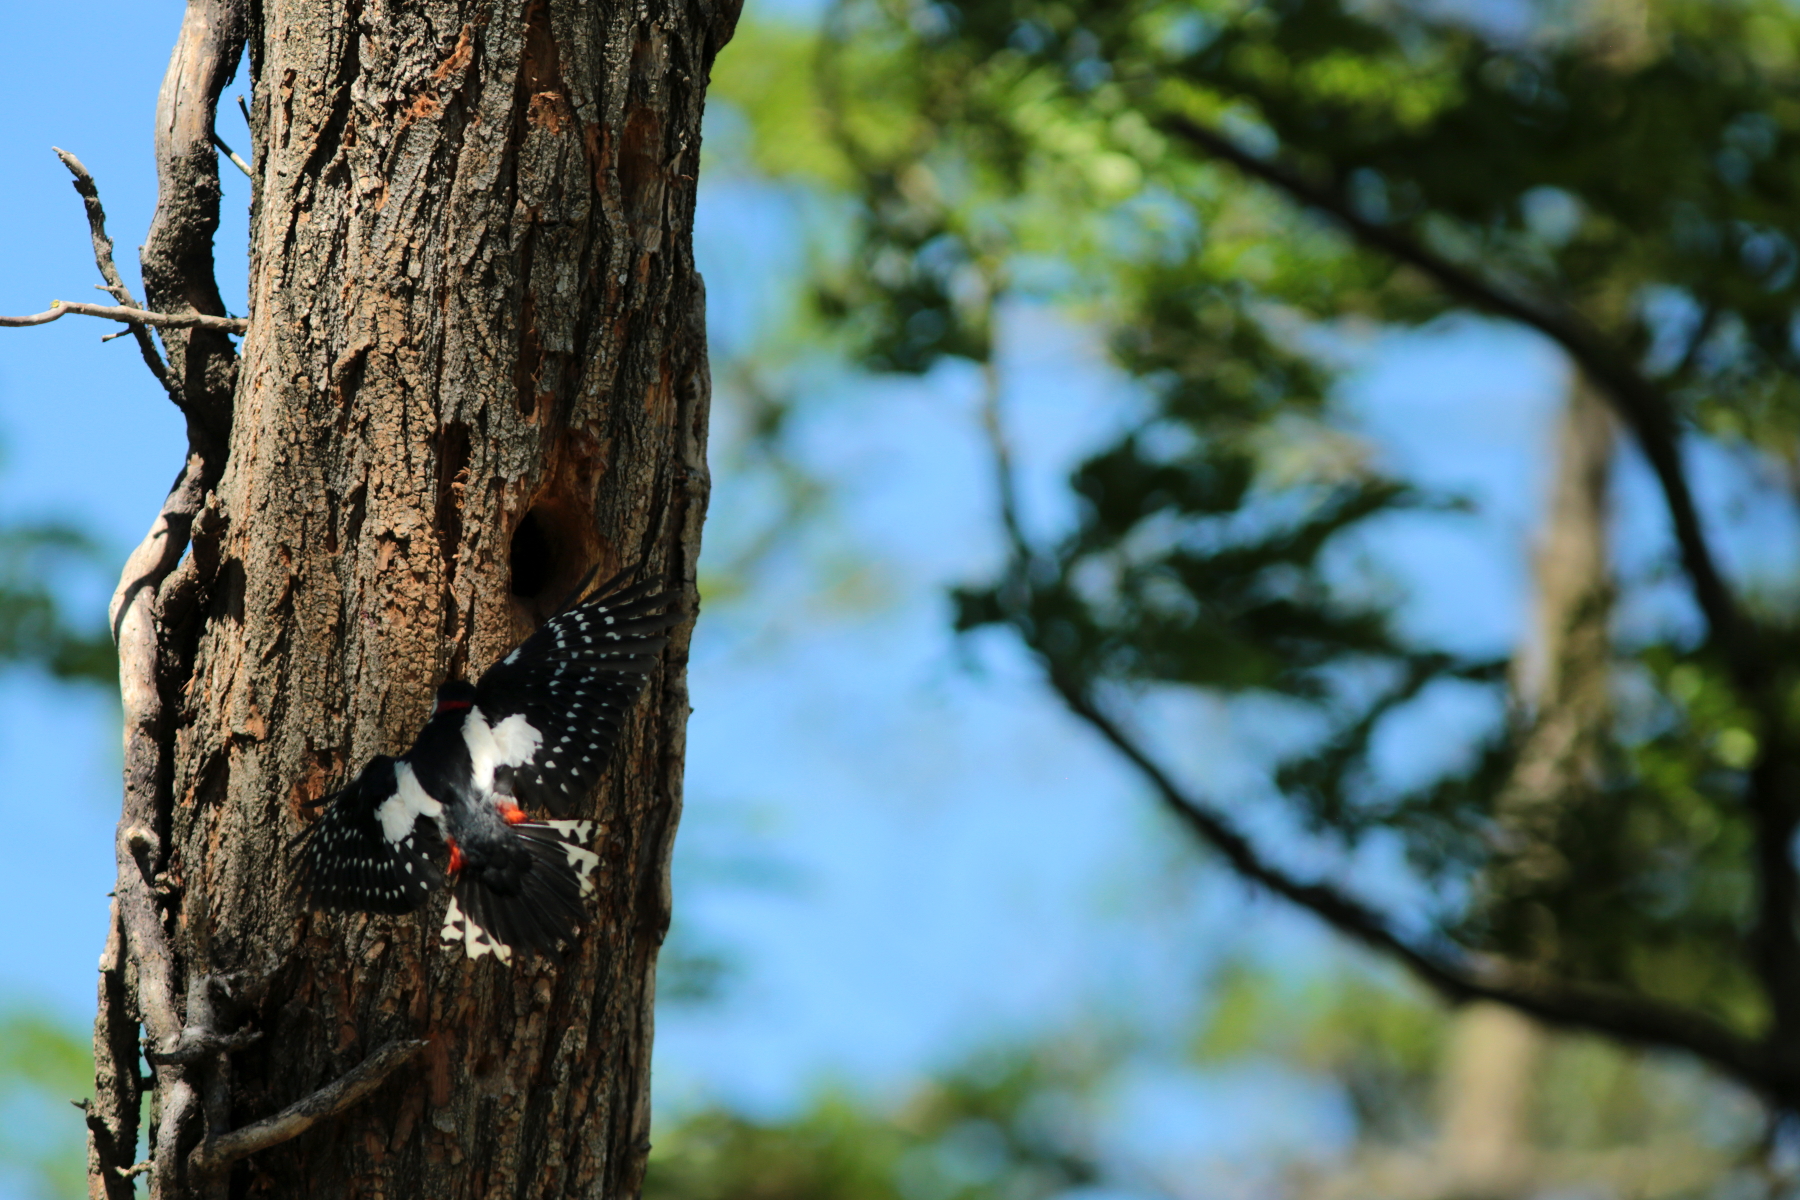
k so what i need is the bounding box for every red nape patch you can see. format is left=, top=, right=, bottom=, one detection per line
left=496, top=800, right=530, bottom=826
left=446, top=838, right=465, bottom=876
left=434, top=699, right=474, bottom=716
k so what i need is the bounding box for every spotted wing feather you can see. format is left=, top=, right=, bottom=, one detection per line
left=298, top=757, right=444, bottom=915
left=473, top=573, right=680, bottom=817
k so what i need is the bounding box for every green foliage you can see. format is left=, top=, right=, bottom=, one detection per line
left=1193, top=960, right=1444, bottom=1142
left=1189, top=959, right=1760, bottom=1161
left=705, top=0, right=1800, bottom=1068
left=645, top=968, right=1757, bottom=1195
left=0, top=1008, right=92, bottom=1200
left=0, top=522, right=115, bottom=689
left=647, top=1048, right=1104, bottom=1200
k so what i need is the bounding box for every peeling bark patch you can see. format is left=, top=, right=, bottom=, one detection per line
left=290, top=747, right=348, bottom=816
left=521, top=0, right=572, bottom=134
left=619, top=106, right=664, bottom=246
left=404, top=92, right=443, bottom=122
left=434, top=422, right=473, bottom=595
left=527, top=91, right=572, bottom=133
left=516, top=282, right=546, bottom=420
left=432, top=25, right=475, bottom=82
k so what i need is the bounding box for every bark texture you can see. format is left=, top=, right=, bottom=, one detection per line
left=83, top=0, right=737, bottom=1195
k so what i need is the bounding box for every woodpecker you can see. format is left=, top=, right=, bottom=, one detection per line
left=298, top=569, right=679, bottom=962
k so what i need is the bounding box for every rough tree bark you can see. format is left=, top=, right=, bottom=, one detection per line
left=74, top=0, right=739, bottom=1195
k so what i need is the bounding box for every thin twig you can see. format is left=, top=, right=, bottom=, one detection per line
left=187, top=1040, right=430, bottom=1177
left=0, top=300, right=246, bottom=333
left=50, top=148, right=176, bottom=396
left=210, top=131, right=252, bottom=179
left=1160, top=114, right=1752, bottom=689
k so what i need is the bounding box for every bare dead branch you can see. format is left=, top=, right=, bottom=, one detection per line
left=84, top=901, right=139, bottom=1200
left=50, top=148, right=175, bottom=396
left=210, top=131, right=252, bottom=179
left=1159, top=115, right=1752, bottom=689
left=108, top=456, right=213, bottom=1199
left=140, top=0, right=247, bottom=444
left=86, top=3, right=247, bottom=1192
left=0, top=299, right=246, bottom=333
left=187, top=1040, right=430, bottom=1178
left=115, top=826, right=182, bottom=1048
left=146, top=1028, right=263, bottom=1067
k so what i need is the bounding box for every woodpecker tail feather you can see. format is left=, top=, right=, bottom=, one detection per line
left=439, top=821, right=598, bottom=961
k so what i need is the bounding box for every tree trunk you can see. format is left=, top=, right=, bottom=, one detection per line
left=1431, top=378, right=1614, bottom=1197
left=84, top=0, right=736, bottom=1195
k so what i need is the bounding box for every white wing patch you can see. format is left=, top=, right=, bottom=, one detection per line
left=375, top=762, right=444, bottom=845
left=462, top=707, right=544, bottom=792
left=441, top=897, right=513, bottom=964
left=493, top=712, right=543, bottom=767
left=544, top=819, right=601, bottom=896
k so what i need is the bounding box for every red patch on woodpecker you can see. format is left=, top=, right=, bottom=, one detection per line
left=434, top=699, right=474, bottom=716
left=445, top=837, right=465, bottom=876
left=496, top=800, right=529, bottom=826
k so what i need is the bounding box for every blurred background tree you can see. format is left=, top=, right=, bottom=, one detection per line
left=648, top=0, right=1800, bottom=1195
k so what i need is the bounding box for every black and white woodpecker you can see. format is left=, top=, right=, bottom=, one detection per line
left=297, top=569, right=679, bottom=961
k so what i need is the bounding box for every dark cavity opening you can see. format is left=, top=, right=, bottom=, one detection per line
left=510, top=509, right=557, bottom=599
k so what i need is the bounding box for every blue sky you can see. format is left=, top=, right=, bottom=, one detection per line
left=0, top=0, right=1723, bottom=1191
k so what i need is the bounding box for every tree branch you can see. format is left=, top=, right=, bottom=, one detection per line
left=1051, top=671, right=1780, bottom=1094
left=146, top=1027, right=263, bottom=1067
left=86, top=3, right=246, bottom=1194
left=116, top=826, right=182, bottom=1049
left=209, top=131, right=252, bottom=179
left=1159, top=111, right=1800, bottom=1083
left=187, top=1040, right=430, bottom=1178
left=969, top=339, right=1790, bottom=1104
left=0, top=300, right=246, bottom=333
left=50, top=148, right=177, bottom=397
left=140, top=0, right=246, bottom=444
left=1160, top=114, right=1753, bottom=687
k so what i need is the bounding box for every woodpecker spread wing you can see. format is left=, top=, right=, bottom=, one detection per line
left=468, top=572, right=680, bottom=817
left=298, top=756, right=446, bottom=915
left=439, top=819, right=599, bottom=961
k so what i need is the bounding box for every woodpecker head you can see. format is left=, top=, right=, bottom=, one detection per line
left=433, top=680, right=478, bottom=718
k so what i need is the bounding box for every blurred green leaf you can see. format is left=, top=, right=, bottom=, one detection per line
left=0, top=1007, right=92, bottom=1200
